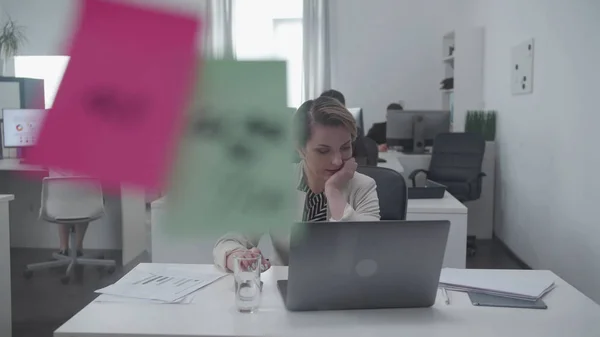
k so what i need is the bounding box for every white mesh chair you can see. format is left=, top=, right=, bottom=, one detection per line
left=23, top=176, right=116, bottom=284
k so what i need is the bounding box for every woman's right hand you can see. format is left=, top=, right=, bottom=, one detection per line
left=226, top=247, right=271, bottom=272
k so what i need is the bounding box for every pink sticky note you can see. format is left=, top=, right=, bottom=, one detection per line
left=26, top=0, right=200, bottom=190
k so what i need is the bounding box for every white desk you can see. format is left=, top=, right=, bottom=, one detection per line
left=383, top=150, right=432, bottom=181
left=0, top=159, right=45, bottom=172
left=0, top=159, right=147, bottom=266
left=376, top=151, right=404, bottom=173
left=55, top=263, right=600, bottom=337
left=407, top=192, right=467, bottom=268
left=151, top=192, right=467, bottom=268
left=0, top=194, right=14, bottom=337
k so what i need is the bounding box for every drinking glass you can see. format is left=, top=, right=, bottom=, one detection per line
left=232, top=251, right=262, bottom=313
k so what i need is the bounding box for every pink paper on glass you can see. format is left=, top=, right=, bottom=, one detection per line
left=26, top=0, right=201, bottom=190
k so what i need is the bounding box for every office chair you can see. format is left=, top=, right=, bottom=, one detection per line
left=357, top=166, right=407, bottom=220
left=353, top=136, right=378, bottom=166
left=362, top=137, right=379, bottom=166
left=408, top=132, right=486, bottom=256
left=23, top=177, right=116, bottom=284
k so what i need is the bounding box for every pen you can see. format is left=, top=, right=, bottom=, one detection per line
left=441, top=287, right=450, bottom=305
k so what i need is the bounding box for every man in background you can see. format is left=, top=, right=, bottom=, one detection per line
left=367, top=102, right=404, bottom=152
left=319, top=89, right=346, bottom=106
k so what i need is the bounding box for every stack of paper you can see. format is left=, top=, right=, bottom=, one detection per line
left=94, top=269, right=226, bottom=304
left=439, top=268, right=556, bottom=301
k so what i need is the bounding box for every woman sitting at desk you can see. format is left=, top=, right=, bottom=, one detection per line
left=213, top=96, right=381, bottom=272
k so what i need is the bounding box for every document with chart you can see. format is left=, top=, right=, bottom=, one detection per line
left=95, top=269, right=226, bottom=303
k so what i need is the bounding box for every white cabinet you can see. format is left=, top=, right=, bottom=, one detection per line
left=0, top=195, right=14, bottom=337
left=441, top=28, right=485, bottom=131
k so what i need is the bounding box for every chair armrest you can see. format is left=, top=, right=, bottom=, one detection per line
left=466, top=172, right=486, bottom=183
left=408, top=169, right=429, bottom=187
left=466, top=172, right=486, bottom=197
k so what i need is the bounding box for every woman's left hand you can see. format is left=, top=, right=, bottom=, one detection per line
left=325, top=158, right=357, bottom=193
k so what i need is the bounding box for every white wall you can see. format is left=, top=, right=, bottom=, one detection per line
left=5, top=0, right=466, bottom=130
left=1, top=0, right=206, bottom=56
left=1, top=0, right=77, bottom=56
left=329, top=0, right=469, bottom=130
left=470, top=0, right=600, bottom=302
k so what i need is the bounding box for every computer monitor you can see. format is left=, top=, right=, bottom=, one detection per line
left=386, top=110, right=450, bottom=154
left=2, top=109, right=46, bottom=148
left=348, top=108, right=364, bottom=137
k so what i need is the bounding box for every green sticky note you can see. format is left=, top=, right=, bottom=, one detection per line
left=165, top=60, right=295, bottom=236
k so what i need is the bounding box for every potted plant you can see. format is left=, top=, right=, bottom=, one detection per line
left=0, top=17, right=27, bottom=76
left=465, top=110, right=496, bottom=141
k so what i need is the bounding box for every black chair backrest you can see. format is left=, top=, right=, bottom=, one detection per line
left=357, top=166, right=407, bottom=220
left=428, top=132, right=485, bottom=200
left=353, top=135, right=378, bottom=166
left=359, top=137, right=379, bottom=166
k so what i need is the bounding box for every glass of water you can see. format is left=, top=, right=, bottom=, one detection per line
left=232, top=251, right=262, bottom=313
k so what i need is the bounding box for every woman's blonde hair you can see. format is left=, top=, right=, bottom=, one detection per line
left=293, top=96, right=357, bottom=148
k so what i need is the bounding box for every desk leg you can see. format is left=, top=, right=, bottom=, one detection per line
left=121, top=186, right=147, bottom=266
left=0, top=201, right=11, bottom=337
left=406, top=212, right=467, bottom=268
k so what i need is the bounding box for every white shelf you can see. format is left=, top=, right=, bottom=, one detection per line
left=440, top=27, right=493, bottom=243
left=443, top=31, right=455, bottom=39
left=443, top=55, right=455, bottom=63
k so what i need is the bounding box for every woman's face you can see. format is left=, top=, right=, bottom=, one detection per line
left=300, top=123, right=353, bottom=182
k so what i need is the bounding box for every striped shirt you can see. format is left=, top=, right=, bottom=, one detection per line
left=297, top=175, right=328, bottom=222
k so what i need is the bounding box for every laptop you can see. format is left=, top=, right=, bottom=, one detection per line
left=277, top=220, right=450, bottom=311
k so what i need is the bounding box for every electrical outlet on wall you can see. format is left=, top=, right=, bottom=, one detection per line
left=511, top=38, right=534, bottom=95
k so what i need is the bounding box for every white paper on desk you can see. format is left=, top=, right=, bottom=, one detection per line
left=439, top=268, right=555, bottom=299
left=95, top=269, right=226, bottom=302
left=94, top=293, right=197, bottom=304
left=442, top=285, right=555, bottom=301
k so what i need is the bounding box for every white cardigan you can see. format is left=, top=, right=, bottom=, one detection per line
left=212, top=163, right=381, bottom=270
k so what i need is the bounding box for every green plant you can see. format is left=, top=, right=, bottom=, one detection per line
left=465, top=110, right=496, bottom=141
left=483, top=111, right=496, bottom=141
left=0, top=17, right=27, bottom=60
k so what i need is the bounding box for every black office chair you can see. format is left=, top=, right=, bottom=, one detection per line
left=408, top=132, right=486, bottom=256
left=354, top=136, right=378, bottom=166
left=357, top=166, right=407, bottom=220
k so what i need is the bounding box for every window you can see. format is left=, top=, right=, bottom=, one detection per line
left=14, top=56, right=70, bottom=108
left=233, top=0, right=303, bottom=108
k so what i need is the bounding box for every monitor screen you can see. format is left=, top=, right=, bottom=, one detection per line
left=2, top=109, right=46, bottom=148
left=347, top=108, right=364, bottom=137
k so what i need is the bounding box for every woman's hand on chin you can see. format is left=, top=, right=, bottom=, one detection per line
left=325, top=158, right=357, bottom=220
left=324, top=158, right=357, bottom=194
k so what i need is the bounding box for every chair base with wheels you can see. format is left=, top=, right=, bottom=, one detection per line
left=23, top=176, right=117, bottom=284
left=24, top=223, right=116, bottom=284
